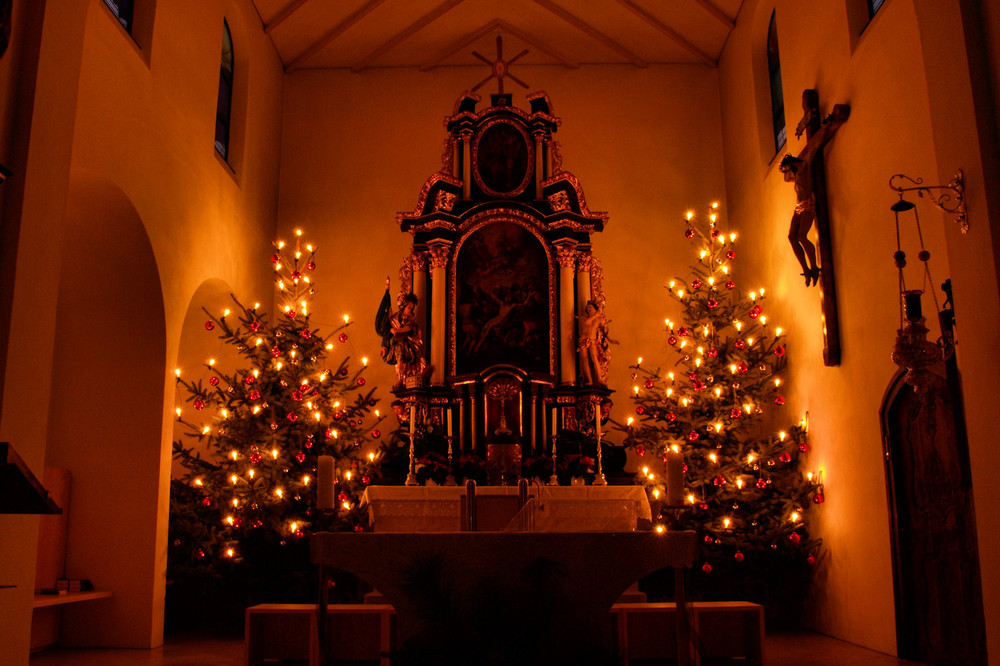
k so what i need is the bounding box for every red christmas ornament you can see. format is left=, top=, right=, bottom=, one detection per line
left=291, top=270, right=301, bottom=280
left=756, top=478, right=767, bottom=489
left=295, top=530, right=304, bottom=539
left=250, top=321, right=261, bottom=332
left=339, top=366, right=349, bottom=376
left=737, top=362, right=748, bottom=374
left=249, top=390, right=260, bottom=400
left=789, top=533, right=801, bottom=544
left=698, top=502, right=709, bottom=510
left=196, top=549, right=205, bottom=559
left=193, top=399, right=205, bottom=410
left=337, top=492, right=349, bottom=503
left=725, top=280, right=736, bottom=290
left=687, top=430, right=699, bottom=442
left=210, top=376, right=220, bottom=386
left=774, top=396, right=785, bottom=406
left=304, top=440, right=313, bottom=449
left=667, top=413, right=677, bottom=422
left=726, top=250, right=736, bottom=260
left=245, top=375, right=256, bottom=385
left=285, top=310, right=297, bottom=318
left=701, top=562, right=713, bottom=574
left=798, top=442, right=809, bottom=452
left=635, top=445, right=646, bottom=456
left=707, top=298, right=718, bottom=309
left=734, top=551, right=745, bottom=562
left=644, top=379, right=655, bottom=389
left=291, top=390, right=303, bottom=401
left=271, top=347, right=281, bottom=358
left=271, top=253, right=281, bottom=264
left=734, top=339, right=746, bottom=350
left=774, top=345, right=786, bottom=357
left=300, top=329, right=312, bottom=339
left=730, top=407, right=742, bottom=418
left=682, top=463, right=689, bottom=473
left=250, top=453, right=262, bottom=464
left=362, top=475, right=371, bottom=485
left=691, top=279, right=702, bottom=290
left=688, top=372, right=698, bottom=380
left=287, top=412, right=298, bottom=422
left=677, top=327, right=689, bottom=337
left=713, top=475, right=726, bottom=486
left=813, top=493, right=825, bottom=504
left=779, top=452, right=792, bottom=463
left=307, top=261, right=316, bottom=271
left=357, top=377, right=366, bottom=386
left=295, top=452, right=306, bottom=463
left=371, top=429, right=381, bottom=438
left=339, top=333, right=349, bottom=343
left=807, top=554, right=817, bottom=565
left=333, top=412, right=343, bottom=420
left=693, top=380, right=705, bottom=391
left=354, top=525, right=364, bottom=532
left=684, top=228, right=695, bottom=239
left=703, top=535, right=714, bottom=543
left=204, top=321, right=215, bottom=330
left=707, top=348, right=718, bottom=358
left=201, top=497, right=212, bottom=507
left=635, top=406, right=645, bottom=415
left=325, top=429, right=335, bottom=439
left=667, top=335, right=678, bottom=345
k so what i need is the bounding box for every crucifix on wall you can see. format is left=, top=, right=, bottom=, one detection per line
left=779, top=89, right=850, bottom=366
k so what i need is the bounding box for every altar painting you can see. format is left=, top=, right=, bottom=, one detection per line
left=455, top=222, right=549, bottom=374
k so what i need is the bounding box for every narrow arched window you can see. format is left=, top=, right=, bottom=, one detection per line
left=869, top=0, right=886, bottom=17
left=215, top=20, right=234, bottom=160
left=103, top=0, right=134, bottom=32
left=766, top=11, right=786, bottom=153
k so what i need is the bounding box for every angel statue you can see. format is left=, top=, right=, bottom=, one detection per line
left=375, top=278, right=428, bottom=387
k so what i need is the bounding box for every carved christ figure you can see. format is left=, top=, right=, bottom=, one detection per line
left=577, top=300, right=605, bottom=386
left=779, top=104, right=850, bottom=286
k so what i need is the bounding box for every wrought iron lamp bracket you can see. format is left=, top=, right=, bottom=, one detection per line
left=889, top=170, right=967, bottom=233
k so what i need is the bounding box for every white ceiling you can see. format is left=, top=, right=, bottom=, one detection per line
left=251, top=0, right=744, bottom=74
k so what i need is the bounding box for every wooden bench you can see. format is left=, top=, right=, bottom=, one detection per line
left=245, top=603, right=393, bottom=666
left=611, top=600, right=764, bottom=665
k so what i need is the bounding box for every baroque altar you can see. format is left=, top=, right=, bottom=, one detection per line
left=380, top=90, right=615, bottom=470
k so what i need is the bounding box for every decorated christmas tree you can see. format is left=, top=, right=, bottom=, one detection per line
left=168, top=230, right=386, bottom=613
left=621, top=204, right=823, bottom=619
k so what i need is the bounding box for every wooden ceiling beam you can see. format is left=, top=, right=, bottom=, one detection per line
left=615, top=0, right=715, bottom=66
left=286, top=0, right=388, bottom=71
left=351, top=0, right=466, bottom=73
left=264, top=0, right=311, bottom=35
left=691, top=0, right=735, bottom=30
left=533, top=0, right=648, bottom=68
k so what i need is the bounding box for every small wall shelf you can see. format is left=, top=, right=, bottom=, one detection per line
left=33, top=590, right=112, bottom=609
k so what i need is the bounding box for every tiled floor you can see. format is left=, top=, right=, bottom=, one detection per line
left=29, top=631, right=930, bottom=666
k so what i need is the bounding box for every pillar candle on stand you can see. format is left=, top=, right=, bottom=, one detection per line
left=595, top=403, right=601, bottom=439
left=666, top=447, right=684, bottom=506
left=317, top=455, right=335, bottom=510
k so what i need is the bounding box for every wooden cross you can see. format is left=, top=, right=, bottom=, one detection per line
left=785, top=89, right=850, bottom=366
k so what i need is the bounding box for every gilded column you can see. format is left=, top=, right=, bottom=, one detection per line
left=410, top=251, right=428, bottom=361
left=555, top=241, right=578, bottom=385
left=533, top=131, right=545, bottom=200
left=427, top=240, right=451, bottom=386
left=461, top=130, right=473, bottom=200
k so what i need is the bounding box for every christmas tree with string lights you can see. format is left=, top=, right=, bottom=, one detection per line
left=620, top=204, right=823, bottom=620
left=168, top=230, right=386, bottom=611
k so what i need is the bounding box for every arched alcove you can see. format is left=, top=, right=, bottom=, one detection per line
left=170, top=278, right=242, bottom=479
left=45, top=171, right=166, bottom=647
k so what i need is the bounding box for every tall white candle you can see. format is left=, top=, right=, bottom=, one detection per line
left=551, top=408, right=557, bottom=437
left=447, top=407, right=452, bottom=438
left=409, top=404, right=416, bottom=439
left=595, top=403, right=601, bottom=439
left=666, top=448, right=684, bottom=506
left=317, top=455, right=335, bottom=510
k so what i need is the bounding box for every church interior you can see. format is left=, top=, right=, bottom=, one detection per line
left=1, top=0, right=999, bottom=664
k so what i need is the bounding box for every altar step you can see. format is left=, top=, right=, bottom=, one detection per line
left=245, top=600, right=763, bottom=665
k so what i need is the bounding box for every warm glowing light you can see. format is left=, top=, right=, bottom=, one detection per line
left=230, top=474, right=238, bottom=484
left=729, top=232, right=737, bottom=242
left=230, top=451, right=238, bottom=460
left=776, top=327, right=783, bottom=336
left=232, top=498, right=238, bottom=507
left=736, top=478, right=745, bottom=489
left=749, top=291, right=756, bottom=301
left=633, top=385, right=640, bottom=395
left=668, top=372, right=675, bottom=380
left=734, top=321, right=743, bottom=332
left=744, top=404, right=753, bottom=414
left=345, top=471, right=353, bottom=481
left=656, top=524, right=666, bottom=534
left=760, top=316, right=767, bottom=325
left=666, top=388, right=673, bottom=397
left=652, top=489, right=661, bottom=499
left=341, top=501, right=351, bottom=510
left=333, top=401, right=341, bottom=409
left=669, top=280, right=676, bottom=289
left=368, top=452, right=376, bottom=462
left=278, top=240, right=286, bottom=249
left=248, top=469, right=255, bottom=479
left=202, top=426, right=211, bottom=434
left=747, top=454, right=756, bottom=464
left=779, top=431, right=788, bottom=441
left=325, top=343, right=334, bottom=350
left=759, top=288, right=766, bottom=295
left=723, top=517, right=731, bottom=529
left=642, top=466, right=650, bottom=476
left=175, top=369, right=181, bottom=377
left=290, top=522, right=298, bottom=532
left=223, top=309, right=231, bottom=317
left=714, top=387, right=722, bottom=397
left=255, top=338, right=263, bottom=346
left=330, top=430, right=338, bottom=439
left=714, top=422, right=722, bottom=432
left=711, top=202, right=719, bottom=209
left=252, top=406, right=261, bottom=414
left=686, top=211, right=694, bottom=220
left=679, top=340, right=688, bottom=349
left=747, top=338, right=754, bottom=346
left=695, top=358, right=702, bottom=368
left=221, top=409, right=229, bottom=418
left=254, top=302, right=261, bottom=310
left=275, top=361, right=283, bottom=370
left=303, top=475, right=311, bottom=485
left=362, top=357, right=368, bottom=366
left=710, top=213, right=717, bottom=223
left=687, top=494, right=696, bottom=504
left=226, top=548, right=235, bottom=558
left=627, top=416, right=634, bottom=426
left=774, top=378, right=782, bottom=387
left=275, top=488, right=283, bottom=498
left=729, top=364, right=738, bottom=374
left=806, top=472, right=814, bottom=481
left=699, top=250, right=708, bottom=259
left=194, top=478, right=203, bottom=486
left=791, top=511, right=800, bottom=522
left=343, top=314, right=350, bottom=323
left=295, top=229, right=303, bottom=237
left=709, top=453, right=718, bottom=463
left=225, top=516, right=235, bottom=525
left=677, top=289, right=685, bottom=298
left=271, top=449, right=279, bottom=459
left=681, top=398, right=690, bottom=407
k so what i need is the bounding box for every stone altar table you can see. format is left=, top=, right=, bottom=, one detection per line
left=311, top=530, right=697, bottom=666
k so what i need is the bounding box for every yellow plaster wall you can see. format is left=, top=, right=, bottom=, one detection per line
left=720, top=0, right=1000, bottom=656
